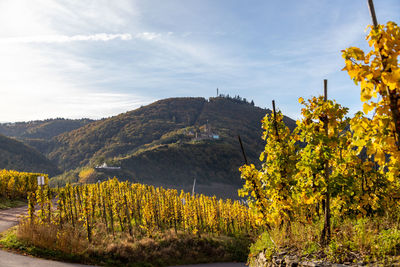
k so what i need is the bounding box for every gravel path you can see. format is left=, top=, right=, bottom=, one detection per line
left=0, top=205, right=96, bottom=267
left=0, top=250, right=95, bottom=267
left=0, top=205, right=27, bottom=232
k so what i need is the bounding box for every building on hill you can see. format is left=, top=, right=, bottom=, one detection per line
left=95, top=162, right=121, bottom=170
left=193, top=121, right=219, bottom=141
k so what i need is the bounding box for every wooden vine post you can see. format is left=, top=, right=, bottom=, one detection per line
left=367, top=0, right=400, bottom=149
left=321, top=79, right=331, bottom=245
left=272, top=100, right=292, bottom=224
left=238, top=135, right=248, bottom=165
left=124, top=194, right=133, bottom=236
left=272, top=100, right=280, bottom=141
left=238, top=134, right=271, bottom=230
left=28, top=191, right=35, bottom=224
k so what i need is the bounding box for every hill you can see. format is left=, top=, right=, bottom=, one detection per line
left=0, top=118, right=95, bottom=157
left=0, top=118, right=94, bottom=139
left=48, top=97, right=296, bottom=198
left=0, top=134, right=60, bottom=176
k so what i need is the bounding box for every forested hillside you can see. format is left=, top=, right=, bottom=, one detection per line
left=0, top=134, right=59, bottom=176
left=0, top=97, right=296, bottom=198
left=0, top=118, right=94, bottom=139
left=47, top=97, right=296, bottom=198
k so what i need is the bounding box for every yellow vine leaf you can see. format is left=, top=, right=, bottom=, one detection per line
left=375, top=149, right=385, bottom=165
left=362, top=102, right=374, bottom=114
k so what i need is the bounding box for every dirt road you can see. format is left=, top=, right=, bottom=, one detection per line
left=0, top=205, right=27, bottom=233
left=0, top=206, right=96, bottom=267
left=0, top=250, right=95, bottom=267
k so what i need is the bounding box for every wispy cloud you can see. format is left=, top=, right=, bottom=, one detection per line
left=135, top=32, right=162, bottom=40
left=0, top=0, right=398, bottom=122
left=0, top=32, right=165, bottom=44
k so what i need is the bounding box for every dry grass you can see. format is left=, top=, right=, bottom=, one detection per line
left=13, top=219, right=251, bottom=266
left=17, top=220, right=88, bottom=255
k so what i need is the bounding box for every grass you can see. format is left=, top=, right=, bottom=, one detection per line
left=0, top=220, right=252, bottom=267
left=0, top=197, right=26, bottom=209
left=0, top=227, right=84, bottom=264
left=248, top=216, right=400, bottom=266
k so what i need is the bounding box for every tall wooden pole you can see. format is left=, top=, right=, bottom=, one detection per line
left=192, top=178, right=196, bottom=196
left=238, top=134, right=271, bottom=230
left=272, top=100, right=280, bottom=141
left=367, top=0, right=378, bottom=27
left=238, top=135, right=248, bottom=165
left=321, top=79, right=331, bottom=245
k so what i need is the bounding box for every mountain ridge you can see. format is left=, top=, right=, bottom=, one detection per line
left=0, top=96, right=296, bottom=198
left=0, top=118, right=94, bottom=139
left=47, top=96, right=296, bottom=198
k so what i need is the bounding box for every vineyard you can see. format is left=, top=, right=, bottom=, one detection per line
left=27, top=178, right=260, bottom=240
left=0, top=173, right=260, bottom=265
left=0, top=169, right=47, bottom=200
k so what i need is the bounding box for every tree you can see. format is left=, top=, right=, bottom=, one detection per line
left=295, top=96, right=349, bottom=244
left=342, top=21, right=400, bottom=202
left=239, top=109, right=298, bottom=227
left=342, top=22, right=400, bottom=169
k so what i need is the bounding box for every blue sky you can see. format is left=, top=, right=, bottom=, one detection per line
left=0, top=0, right=399, bottom=122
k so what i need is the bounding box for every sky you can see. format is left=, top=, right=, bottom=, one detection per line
left=0, top=0, right=399, bottom=122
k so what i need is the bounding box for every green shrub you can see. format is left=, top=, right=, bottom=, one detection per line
left=374, top=229, right=400, bottom=258
left=249, top=231, right=275, bottom=263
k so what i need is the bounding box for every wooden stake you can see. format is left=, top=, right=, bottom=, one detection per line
left=238, top=135, right=248, bottom=165
left=272, top=100, right=280, bottom=141
left=368, top=0, right=378, bottom=28
left=124, top=194, right=133, bottom=236
left=192, top=178, right=196, bottom=196
left=321, top=79, right=331, bottom=245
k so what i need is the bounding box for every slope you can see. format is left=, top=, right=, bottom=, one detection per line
left=48, top=97, right=296, bottom=198
left=0, top=134, right=60, bottom=176
left=49, top=97, right=207, bottom=170
left=0, top=118, right=94, bottom=154
left=0, top=118, right=94, bottom=139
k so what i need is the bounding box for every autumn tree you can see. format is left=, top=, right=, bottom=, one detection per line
left=342, top=21, right=400, bottom=174
left=239, top=105, right=298, bottom=227
left=295, top=95, right=349, bottom=244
